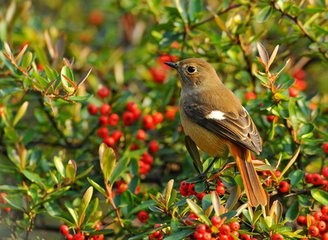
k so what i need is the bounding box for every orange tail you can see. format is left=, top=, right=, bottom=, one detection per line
left=229, top=144, right=267, bottom=206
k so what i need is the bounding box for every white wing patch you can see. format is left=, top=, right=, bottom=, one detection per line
left=205, top=110, right=226, bottom=120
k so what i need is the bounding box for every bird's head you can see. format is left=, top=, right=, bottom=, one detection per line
left=165, top=58, right=220, bottom=89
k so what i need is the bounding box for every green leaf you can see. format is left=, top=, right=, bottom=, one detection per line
left=285, top=200, right=299, bottom=220
left=288, top=169, right=304, bottom=187
left=65, top=202, right=79, bottom=226
left=61, top=65, right=75, bottom=93
left=109, top=155, right=130, bottom=184
left=298, top=123, right=314, bottom=139
left=174, top=0, right=188, bottom=23
left=68, top=94, right=91, bottom=102
left=21, top=170, right=45, bottom=187
left=65, top=160, right=77, bottom=181
left=186, top=199, right=211, bottom=225
left=3, top=194, right=25, bottom=211
left=78, top=186, right=93, bottom=227
left=256, top=5, right=273, bottom=23
left=187, top=0, right=202, bottom=22
left=163, top=229, right=194, bottom=240
left=87, top=178, right=106, bottom=196
left=20, top=51, right=33, bottom=68
left=164, top=179, right=174, bottom=209
left=99, top=143, right=116, bottom=183
left=311, top=189, right=328, bottom=206
left=54, top=156, right=65, bottom=177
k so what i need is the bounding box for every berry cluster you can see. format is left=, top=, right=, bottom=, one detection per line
left=192, top=217, right=256, bottom=240
left=305, top=166, right=328, bottom=192
left=149, top=54, right=178, bottom=84
left=87, top=86, right=167, bottom=176
left=59, top=223, right=104, bottom=240
left=148, top=224, right=164, bottom=240
left=0, top=192, right=11, bottom=213
left=179, top=180, right=226, bottom=201
left=288, top=69, right=308, bottom=98
left=297, top=205, right=328, bottom=239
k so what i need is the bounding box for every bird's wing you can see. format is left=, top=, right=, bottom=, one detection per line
left=182, top=93, right=262, bottom=154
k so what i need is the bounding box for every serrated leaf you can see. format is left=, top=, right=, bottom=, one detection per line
left=99, top=143, right=116, bottom=183
left=311, top=189, right=328, bottom=206
left=13, top=101, right=28, bottom=126
left=186, top=199, right=211, bottom=225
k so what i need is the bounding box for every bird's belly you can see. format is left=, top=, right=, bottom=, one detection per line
left=180, top=112, right=228, bottom=157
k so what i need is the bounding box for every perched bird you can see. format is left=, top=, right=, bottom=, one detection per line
left=165, top=58, right=267, bottom=206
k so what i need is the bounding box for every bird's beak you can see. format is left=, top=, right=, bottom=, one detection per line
left=165, top=62, right=178, bottom=69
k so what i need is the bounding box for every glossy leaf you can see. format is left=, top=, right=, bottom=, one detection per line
left=99, top=143, right=116, bottom=183
left=311, top=189, right=328, bottom=206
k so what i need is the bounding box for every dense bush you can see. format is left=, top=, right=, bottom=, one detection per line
left=0, top=1, right=327, bottom=239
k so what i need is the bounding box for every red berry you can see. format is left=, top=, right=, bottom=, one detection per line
left=211, top=216, right=222, bottom=227
left=97, top=127, right=109, bottom=139
left=322, top=233, right=328, bottom=240
left=305, top=173, right=314, bottom=184
left=137, top=211, right=149, bottom=223
left=288, top=87, right=299, bottom=97
left=219, top=224, right=231, bottom=236
left=152, top=112, right=164, bottom=125
left=314, top=211, right=323, bottom=221
left=312, top=173, right=323, bottom=186
left=99, top=103, right=111, bottom=115
left=294, top=78, right=307, bottom=91
left=98, top=115, right=108, bottom=126
left=321, top=205, right=328, bottom=215
left=218, top=234, right=229, bottom=240
left=274, top=170, right=282, bottom=177
left=240, top=234, right=251, bottom=240
left=165, top=106, right=178, bottom=120
left=139, top=161, right=151, bottom=175
left=185, top=212, right=198, bottom=225
left=195, top=192, right=205, bottom=200
left=66, top=234, right=74, bottom=240
left=140, top=152, right=153, bottom=165
left=317, top=220, right=326, bottom=232
left=322, top=166, right=328, bottom=178
left=123, top=111, right=135, bottom=126
left=111, top=130, right=122, bottom=142
left=323, top=143, right=328, bottom=154
left=59, top=224, right=69, bottom=236
left=88, top=10, right=105, bottom=26
left=297, top=215, right=307, bottom=226
left=142, top=115, right=155, bottom=130
left=216, top=185, right=225, bottom=196
left=97, top=86, right=110, bottom=98
left=103, top=136, right=115, bottom=147
left=73, top=232, right=85, bottom=240
left=87, top=104, right=98, bottom=115
left=126, top=101, right=138, bottom=112
left=149, top=67, right=167, bottom=84
left=194, top=232, right=204, bottom=240
left=266, top=115, right=278, bottom=123
left=136, top=129, right=147, bottom=141
left=108, top=113, right=119, bottom=126
left=309, top=225, right=320, bottom=236
left=245, top=91, right=257, bottom=100
left=278, top=181, right=290, bottom=193
left=229, top=221, right=240, bottom=231
left=196, top=224, right=208, bottom=233
left=271, top=233, right=284, bottom=240
left=116, top=180, right=128, bottom=194
left=293, top=69, right=306, bottom=80
left=148, top=140, right=159, bottom=154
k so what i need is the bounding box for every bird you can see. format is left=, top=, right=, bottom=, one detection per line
left=165, top=58, right=267, bottom=207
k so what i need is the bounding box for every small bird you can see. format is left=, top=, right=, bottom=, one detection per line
left=165, top=58, right=267, bottom=207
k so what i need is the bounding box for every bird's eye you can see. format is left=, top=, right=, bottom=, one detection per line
left=187, top=66, right=197, bottom=74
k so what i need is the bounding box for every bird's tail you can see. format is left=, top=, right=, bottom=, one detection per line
left=229, top=144, right=268, bottom=207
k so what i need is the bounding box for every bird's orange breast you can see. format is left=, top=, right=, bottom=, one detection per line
left=180, top=109, right=229, bottom=157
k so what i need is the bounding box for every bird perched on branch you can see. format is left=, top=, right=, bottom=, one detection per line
left=165, top=58, right=267, bottom=207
